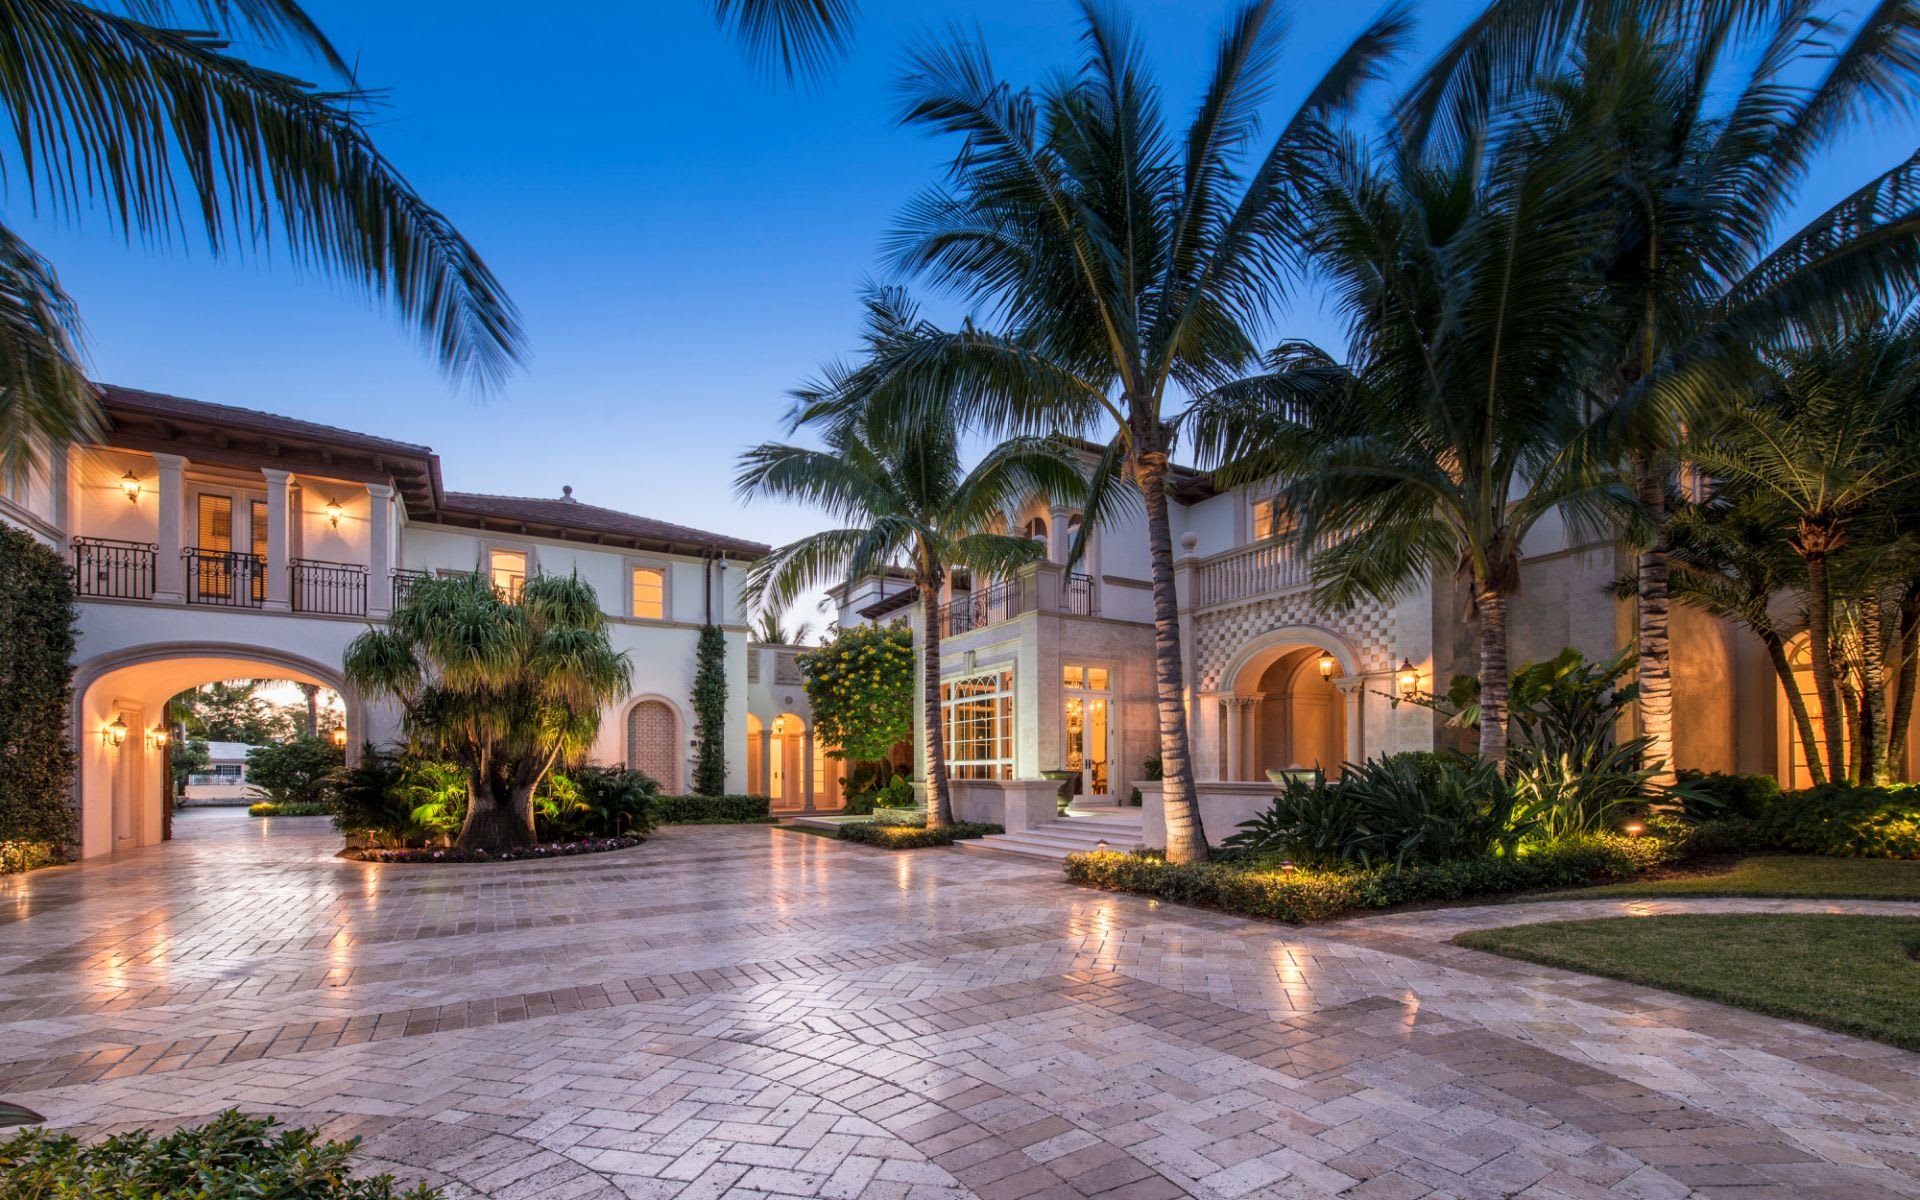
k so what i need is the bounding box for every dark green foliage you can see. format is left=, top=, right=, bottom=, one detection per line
left=245, top=736, right=344, bottom=807
left=840, top=763, right=907, bottom=815
left=1505, top=648, right=1667, bottom=838
left=169, top=737, right=210, bottom=797
left=537, top=764, right=657, bottom=840
left=174, top=681, right=297, bottom=745
left=1760, top=785, right=1920, bottom=859
left=356, top=837, right=641, bottom=864
left=328, top=749, right=437, bottom=848
left=1676, top=770, right=1783, bottom=821
left=1644, top=813, right=1768, bottom=858
left=248, top=801, right=332, bottom=818
left=0, top=526, right=76, bottom=866
left=651, top=794, right=771, bottom=823
left=0, top=1109, right=439, bottom=1199
left=692, top=625, right=728, bottom=796
left=836, top=821, right=1001, bottom=848
left=799, top=623, right=913, bottom=765
left=1067, top=835, right=1671, bottom=923
left=1141, top=757, right=1163, bottom=782
left=1224, top=754, right=1533, bottom=870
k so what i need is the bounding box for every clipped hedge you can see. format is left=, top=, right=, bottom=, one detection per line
left=837, top=821, right=1002, bottom=849
left=248, top=801, right=333, bottom=818
left=0, top=1109, right=439, bottom=1199
left=355, top=836, right=642, bottom=863
left=1065, top=835, right=1672, bottom=923
left=1760, top=784, right=1920, bottom=858
left=0, top=526, right=77, bottom=872
left=651, top=794, right=772, bottom=823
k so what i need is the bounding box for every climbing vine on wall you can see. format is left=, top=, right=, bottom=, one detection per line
left=797, top=622, right=913, bottom=766
left=691, top=625, right=728, bottom=795
left=0, top=526, right=78, bottom=871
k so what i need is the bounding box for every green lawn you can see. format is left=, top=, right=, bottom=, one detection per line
left=1572, top=854, right=1920, bottom=900
left=1457, top=914, right=1920, bottom=1050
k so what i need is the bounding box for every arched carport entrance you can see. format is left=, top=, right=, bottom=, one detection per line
left=71, top=643, right=370, bottom=859
left=1216, top=628, right=1363, bottom=780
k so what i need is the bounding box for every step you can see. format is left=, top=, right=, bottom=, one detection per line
left=959, top=822, right=1145, bottom=861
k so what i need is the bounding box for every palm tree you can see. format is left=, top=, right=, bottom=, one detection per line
left=344, top=571, right=631, bottom=853
left=1397, top=0, right=1920, bottom=786
left=0, top=0, right=523, bottom=481
left=736, top=406, right=1085, bottom=828
left=708, top=0, right=856, bottom=82
left=1688, top=314, right=1920, bottom=784
left=817, top=0, right=1410, bottom=862
left=752, top=610, right=815, bottom=645
left=1189, top=106, right=1631, bottom=765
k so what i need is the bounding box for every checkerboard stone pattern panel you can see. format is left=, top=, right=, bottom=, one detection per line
left=1194, top=593, right=1396, bottom=691
left=4, top=810, right=1919, bottom=1200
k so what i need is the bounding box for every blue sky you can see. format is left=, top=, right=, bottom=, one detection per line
left=20, top=1, right=1914, bottom=626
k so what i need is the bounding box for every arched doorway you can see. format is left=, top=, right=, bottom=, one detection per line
left=1218, top=632, right=1358, bottom=780
left=72, top=643, right=366, bottom=859
left=626, top=697, right=683, bottom=793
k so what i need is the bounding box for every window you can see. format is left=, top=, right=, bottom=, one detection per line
left=1063, top=665, right=1109, bottom=692
left=631, top=565, right=666, bottom=619
left=941, top=670, right=1015, bottom=780
left=488, top=549, right=527, bottom=601
left=1251, top=495, right=1296, bottom=542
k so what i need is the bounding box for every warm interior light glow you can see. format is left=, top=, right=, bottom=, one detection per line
left=103, top=715, right=128, bottom=748
left=325, top=498, right=343, bottom=527
left=1317, top=652, right=1336, bottom=679
left=120, top=471, right=142, bottom=503
left=331, top=726, right=348, bottom=749
left=1397, top=658, right=1419, bottom=698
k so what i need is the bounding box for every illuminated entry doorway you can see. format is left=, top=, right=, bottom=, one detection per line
left=1063, top=664, right=1113, bottom=803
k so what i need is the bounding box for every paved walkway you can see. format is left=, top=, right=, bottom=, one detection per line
left=3, top=810, right=1918, bottom=1200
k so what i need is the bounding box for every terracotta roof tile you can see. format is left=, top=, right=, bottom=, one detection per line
left=439, top=491, right=770, bottom=559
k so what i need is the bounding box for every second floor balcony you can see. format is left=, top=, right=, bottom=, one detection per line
left=73, top=537, right=407, bottom=619
left=935, top=566, right=1098, bottom=638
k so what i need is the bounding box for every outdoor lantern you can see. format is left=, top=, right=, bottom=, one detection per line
left=331, top=726, right=348, bottom=749
left=1096, top=839, right=1108, bottom=855
left=1624, top=822, right=1645, bottom=839
left=119, top=470, right=142, bottom=503
left=1281, top=861, right=1296, bottom=875
left=103, top=715, right=128, bottom=748
left=325, top=498, right=344, bottom=527
left=1397, top=658, right=1419, bottom=699
left=147, top=726, right=169, bottom=750
left=1317, top=652, right=1337, bottom=679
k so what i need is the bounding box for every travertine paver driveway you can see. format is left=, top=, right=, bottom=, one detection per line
left=4, top=812, right=1919, bottom=1200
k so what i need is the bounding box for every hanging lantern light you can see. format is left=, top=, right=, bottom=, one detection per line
left=147, top=726, right=170, bottom=749
left=331, top=725, right=348, bottom=749
left=324, top=498, right=344, bottom=527
left=1317, top=652, right=1337, bottom=680
left=1397, top=658, right=1419, bottom=699
left=120, top=471, right=143, bottom=503
left=103, top=715, right=128, bottom=748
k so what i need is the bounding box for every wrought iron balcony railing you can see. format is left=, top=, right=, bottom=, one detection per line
left=71, top=537, right=156, bottom=599
left=291, top=558, right=369, bottom=616
left=184, top=548, right=266, bottom=607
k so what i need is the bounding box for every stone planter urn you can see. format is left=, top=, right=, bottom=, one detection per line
left=1266, top=768, right=1316, bottom=789
left=1040, top=769, right=1076, bottom=815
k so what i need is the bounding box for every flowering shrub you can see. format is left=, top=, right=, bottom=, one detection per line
left=248, top=801, right=332, bottom=817
left=799, top=624, right=913, bottom=765
left=355, top=836, right=642, bottom=863
left=1065, top=834, right=1672, bottom=922
left=837, top=821, right=1002, bottom=848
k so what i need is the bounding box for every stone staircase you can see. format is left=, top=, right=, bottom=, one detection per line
left=959, top=807, right=1145, bottom=861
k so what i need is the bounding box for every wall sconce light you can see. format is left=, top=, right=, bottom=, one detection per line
left=120, top=471, right=142, bottom=503
left=102, top=715, right=128, bottom=748
left=1317, top=652, right=1337, bottom=680
left=331, top=725, right=348, bottom=749
left=324, top=498, right=343, bottom=528
left=772, top=716, right=784, bottom=735
left=1396, top=658, right=1420, bottom=699
left=146, top=726, right=169, bottom=750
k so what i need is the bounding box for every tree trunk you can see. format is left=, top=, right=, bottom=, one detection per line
left=1887, top=582, right=1920, bottom=782
left=456, top=774, right=535, bottom=852
left=1841, top=680, right=1863, bottom=785
left=1762, top=629, right=1825, bottom=787
left=1135, top=447, right=1208, bottom=863
left=1633, top=455, right=1676, bottom=786
left=1804, top=551, right=1846, bottom=782
left=919, top=584, right=953, bottom=828
left=299, top=683, right=320, bottom=738
left=1476, top=588, right=1511, bottom=765
left=1861, top=593, right=1889, bottom=784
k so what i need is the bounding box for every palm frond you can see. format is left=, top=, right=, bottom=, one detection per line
left=708, top=0, right=857, bottom=83
left=0, top=221, right=94, bottom=482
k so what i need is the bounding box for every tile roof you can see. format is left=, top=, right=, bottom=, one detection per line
left=438, top=491, right=770, bottom=559
left=98, top=384, right=435, bottom=458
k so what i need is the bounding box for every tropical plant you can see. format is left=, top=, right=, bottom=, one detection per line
left=243, top=735, right=343, bottom=808
left=814, top=0, right=1410, bottom=862
left=751, top=610, right=814, bottom=645
left=1398, top=0, right=1920, bottom=788
left=1189, top=105, right=1630, bottom=764
left=0, top=526, right=76, bottom=864
left=343, top=572, right=632, bottom=853
left=797, top=621, right=913, bottom=767
left=536, top=764, right=657, bottom=841
left=691, top=626, right=729, bottom=795
left=328, top=747, right=431, bottom=848
left=1504, top=647, right=1664, bottom=837
left=0, top=0, right=522, bottom=480
left=737, top=391, right=1085, bottom=828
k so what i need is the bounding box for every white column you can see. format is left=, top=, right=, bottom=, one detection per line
left=1222, top=697, right=1243, bottom=782
left=1246, top=697, right=1265, bottom=778
left=153, top=453, right=187, bottom=603
left=1338, top=679, right=1365, bottom=767
left=367, top=483, right=394, bottom=619
left=1048, top=505, right=1072, bottom=565
left=263, top=469, right=291, bottom=611
left=803, top=731, right=815, bottom=810
left=758, top=729, right=773, bottom=798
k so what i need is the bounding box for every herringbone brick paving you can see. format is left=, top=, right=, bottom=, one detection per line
left=3, top=811, right=1918, bottom=1199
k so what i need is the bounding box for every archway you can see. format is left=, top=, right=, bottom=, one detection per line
left=72, top=642, right=367, bottom=859
left=1218, top=629, right=1360, bottom=780
left=625, top=696, right=684, bottom=793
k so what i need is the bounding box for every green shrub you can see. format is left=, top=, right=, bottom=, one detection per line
left=1675, top=770, right=1781, bottom=820
left=871, top=805, right=925, bottom=826
left=1224, top=754, right=1532, bottom=869
left=248, top=801, right=332, bottom=817
left=691, top=626, right=729, bottom=795
left=0, top=1109, right=438, bottom=1199
left=1066, top=834, right=1671, bottom=923
left=651, top=794, right=771, bottom=823
left=1760, top=784, right=1920, bottom=858
left=1645, top=812, right=1768, bottom=857
left=0, top=526, right=77, bottom=870
left=537, top=764, right=656, bottom=840
left=245, top=736, right=344, bottom=807
left=836, top=821, right=1002, bottom=848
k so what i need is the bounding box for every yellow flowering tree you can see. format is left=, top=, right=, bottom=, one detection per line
left=797, top=623, right=913, bottom=770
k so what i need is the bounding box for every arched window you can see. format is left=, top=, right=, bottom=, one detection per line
left=626, top=699, right=680, bottom=792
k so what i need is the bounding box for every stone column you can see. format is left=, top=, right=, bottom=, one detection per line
left=758, top=728, right=773, bottom=798
left=367, top=482, right=394, bottom=619
left=1048, top=504, right=1073, bottom=565
left=803, top=730, right=815, bottom=810
left=262, top=469, right=291, bottom=611
left=1337, top=679, right=1365, bottom=766
left=1222, top=696, right=1243, bottom=782
left=1246, top=697, right=1265, bottom=778
left=153, top=453, right=187, bottom=603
